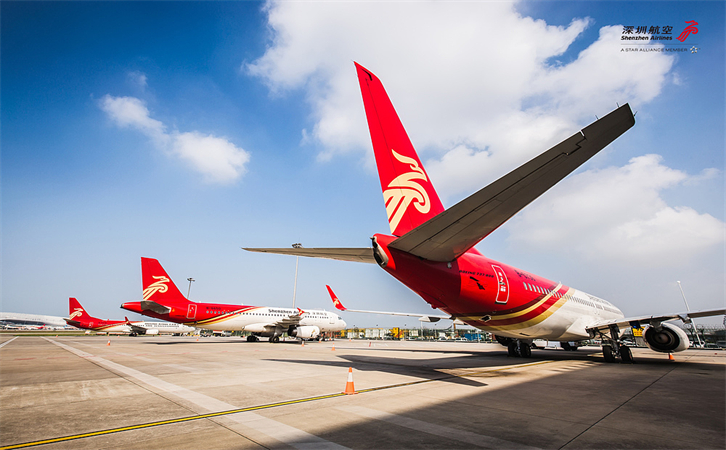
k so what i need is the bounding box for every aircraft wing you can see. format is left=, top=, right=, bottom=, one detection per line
left=242, top=247, right=376, bottom=264
left=586, top=308, right=726, bottom=334
left=327, top=285, right=458, bottom=323
left=276, top=308, right=305, bottom=327
left=390, top=104, right=636, bottom=262
left=124, top=317, right=148, bottom=334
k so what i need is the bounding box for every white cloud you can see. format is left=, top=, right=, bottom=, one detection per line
left=247, top=1, right=674, bottom=200
left=505, top=155, right=725, bottom=266
left=171, top=131, right=250, bottom=184
left=100, top=94, right=250, bottom=184
left=127, top=71, right=148, bottom=91
left=100, top=95, right=168, bottom=147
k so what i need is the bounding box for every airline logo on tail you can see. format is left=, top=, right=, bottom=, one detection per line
left=143, top=276, right=170, bottom=300
left=69, top=308, right=84, bottom=320
left=383, top=149, right=431, bottom=233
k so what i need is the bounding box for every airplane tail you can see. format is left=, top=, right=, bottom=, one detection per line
left=355, top=63, right=445, bottom=237
left=141, top=258, right=189, bottom=306
left=68, top=297, right=92, bottom=321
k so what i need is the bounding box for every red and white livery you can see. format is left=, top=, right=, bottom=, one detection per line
left=121, top=258, right=346, bottom=342
left=245, top=63, right=724, bottom=362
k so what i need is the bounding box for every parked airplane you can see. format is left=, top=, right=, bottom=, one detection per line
left=245, top=62, right=725, bottom=362
left=120, top=258, right=347, bottom=342
left=65, top=298, right=195, bottom=336
left=327, top=285, right=462, bottom=324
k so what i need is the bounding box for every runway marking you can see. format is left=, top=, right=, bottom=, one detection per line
left=338, top=406, right=541, bottom=449
left=2, top=340, right=555, bottom=450
left=0, top=337, right=18, bottom=349
left=39, top=338, right=347, bottom=450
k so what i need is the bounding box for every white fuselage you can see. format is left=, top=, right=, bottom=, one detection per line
left=184, top=306, right=347, bottom=333
left=479, top=287, right=625, bottom=341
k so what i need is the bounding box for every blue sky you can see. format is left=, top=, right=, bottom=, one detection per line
left=2, top=1, right=724, bottom=329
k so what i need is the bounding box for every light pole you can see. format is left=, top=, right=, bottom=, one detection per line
left=187, top=278, right=195, bottom=299
left=677, top=281, right=703, bottom=347
left=292, top=243, right=302, bottom=309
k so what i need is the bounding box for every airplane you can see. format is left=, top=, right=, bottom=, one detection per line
left=120, top=258, right=347, bottom=342
left=244, top=62, right=725, bottom=363
left=65, top=298, right=195, bottom=336
left=327, top=285, right=463, bottom=325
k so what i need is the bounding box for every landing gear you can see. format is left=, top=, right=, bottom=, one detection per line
left=270, top=335, right=280, bottom=343
left=602, top=345, right=616, bottom=363
left=619, top=345, right=633, bottom=364
left=596, top=325, right=634, bottom=363
left=518, top=341, right=532, bottom=358
left=246, top=335, right=258, bottom=342
left=507, top=340, right=533, bottom=358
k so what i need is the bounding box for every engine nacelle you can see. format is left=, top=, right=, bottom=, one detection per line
left=643, top=322, right=690, bottom=353
left=290, top=325, right=320, bottom=339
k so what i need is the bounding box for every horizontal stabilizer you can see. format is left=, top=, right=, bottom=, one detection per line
left=139, top=300, right=172, bottom=315
left=243, top=247, right=376, bottom=264
left=390, top=104, right=636, bottom=262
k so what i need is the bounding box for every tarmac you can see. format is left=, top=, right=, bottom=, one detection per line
left=0, top=335, right=723, bottom=449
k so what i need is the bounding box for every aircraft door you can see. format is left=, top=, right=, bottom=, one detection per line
left=329, top=313, right=335, bottom=324
left=186, top=304, right=197, bottom=320
left=491, top=265, right=510, bottom=304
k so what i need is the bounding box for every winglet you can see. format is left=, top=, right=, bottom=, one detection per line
left=326, top=285, right=347, bottom=311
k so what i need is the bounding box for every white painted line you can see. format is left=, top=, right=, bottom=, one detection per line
left=338, top=406, right=541, bottom=450
left=44, top=338, right=348, bottom=450
left=0, top=337, right=18, bottom=349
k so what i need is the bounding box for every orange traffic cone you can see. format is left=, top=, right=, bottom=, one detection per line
left=107, top=340, right=111, bottom=346
left=331, top=344, right=335, bottom=351
left=343, top=367, right=356, bottom=395
left=301, top=340, right=305, bottom=347
left=668, top=353, right=675, bottom=361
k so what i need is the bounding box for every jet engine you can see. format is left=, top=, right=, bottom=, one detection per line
left=289, top=326, right=320, bottom=339
left=643, top=322, right=690, bottom=353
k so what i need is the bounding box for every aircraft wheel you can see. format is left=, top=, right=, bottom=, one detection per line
left=270, top=336, right=280, bottom=343
left=246, top=335, right=257, bottom=342
left=602, top=345, right=616, bottom=363
left=519, top=342, right=532, bottom=358
left=619, top=345, right=634, bottom=364
left=508, top=341, right=520, bottom=357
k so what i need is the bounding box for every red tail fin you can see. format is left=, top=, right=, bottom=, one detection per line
left=326, top=285, right=347, bottom=311
left=68, top=297, right=91, bottom=320
left=355, top=62, right=445, bottom=236
left=141, top=258, right=189, bottom=306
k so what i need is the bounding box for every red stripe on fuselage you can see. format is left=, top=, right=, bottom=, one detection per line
left=375, top=233, right=569, bottom=326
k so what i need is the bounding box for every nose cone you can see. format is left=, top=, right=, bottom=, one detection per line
left=121, top=302, right=142, bottom=313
